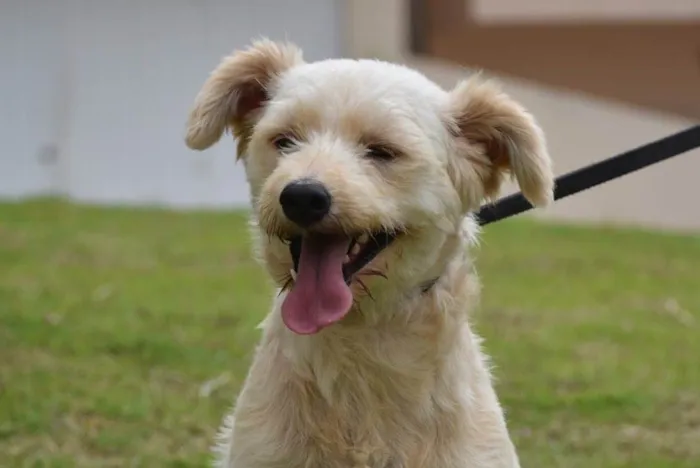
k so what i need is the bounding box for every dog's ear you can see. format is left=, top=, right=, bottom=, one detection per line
left=185, top=39, right=304, bottom=153
left=446, top=75, right=554, bottom=212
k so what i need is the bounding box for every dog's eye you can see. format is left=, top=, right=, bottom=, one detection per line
left=273, top=135, right=297, bottom=152
left=365, top=144, right=396, bottom=162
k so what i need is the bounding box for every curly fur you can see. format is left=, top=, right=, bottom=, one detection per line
left=185, top=39, right=554, bottom=468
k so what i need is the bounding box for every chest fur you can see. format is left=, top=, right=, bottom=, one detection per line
left=243, top=330, right=467, bottom=466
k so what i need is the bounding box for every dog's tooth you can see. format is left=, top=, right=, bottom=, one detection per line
left=290, top=269, right=297, bottom=280
left=344, top=254, right=350, bottom=263
left=358, top=233, right=369, bottom=244
left=352, top=243, right=361, bottom=255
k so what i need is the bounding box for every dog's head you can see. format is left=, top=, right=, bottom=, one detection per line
left=186, top=40, right=553, bottom=335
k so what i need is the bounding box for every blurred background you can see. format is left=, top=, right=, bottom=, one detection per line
left=1, top=0, right=698, bottom=466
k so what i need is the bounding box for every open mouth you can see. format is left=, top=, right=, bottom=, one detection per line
left=280, top=230, right=398, bottom=335
left=289, top=231, right=397, bottom=284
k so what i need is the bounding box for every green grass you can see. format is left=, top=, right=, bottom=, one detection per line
left=1, top=198, right=699, bottom=467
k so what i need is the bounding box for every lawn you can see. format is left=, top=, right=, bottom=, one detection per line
left=1, top=198, right=698, bottom=467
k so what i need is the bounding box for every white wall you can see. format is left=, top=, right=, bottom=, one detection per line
left=0, top=0, right=343, bottom=208
left=0, top=1, right=66, bottom=197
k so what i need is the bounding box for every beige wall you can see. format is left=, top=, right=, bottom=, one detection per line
left=470, top=0, right=700, bottom=24
left=345, top=0, right=700, bottom=232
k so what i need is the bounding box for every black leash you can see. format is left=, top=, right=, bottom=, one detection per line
left=476, top=125, right=700, bottom=226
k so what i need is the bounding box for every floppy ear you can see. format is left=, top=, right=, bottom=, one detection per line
left=185, top=39, right=304, bottom=155
left=446, top=75, right=554, bottom=212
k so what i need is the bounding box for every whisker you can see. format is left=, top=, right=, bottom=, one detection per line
left=360, top=268, right=388, bottom=279
left=329, top=213, right=351, bottom=238
left=368, top=231, right=377, bottom=245
left=356, top=278, right=375, bottom=301
left=278, top=277, right=293, bottom=296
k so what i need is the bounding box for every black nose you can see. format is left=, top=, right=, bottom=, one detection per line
left=279, top=180, right=332, bottom=227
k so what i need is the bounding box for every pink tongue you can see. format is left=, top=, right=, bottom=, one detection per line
left=281, top=235, right=353, bottom=335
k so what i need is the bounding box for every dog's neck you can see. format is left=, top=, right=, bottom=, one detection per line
left=264, top=240, right=480, bottom=419
left=267, top=217, right=480, bottom=380
left=358, top=217, right=477, bottom=321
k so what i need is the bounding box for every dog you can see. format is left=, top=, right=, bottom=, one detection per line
left=185, top=39, right=553, bottom=468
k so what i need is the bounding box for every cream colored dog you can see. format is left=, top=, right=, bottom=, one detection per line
left=185, top=39, right=553, bottom=468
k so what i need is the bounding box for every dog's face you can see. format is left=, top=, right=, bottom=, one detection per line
left=186, top=40, right=553, bottom=335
